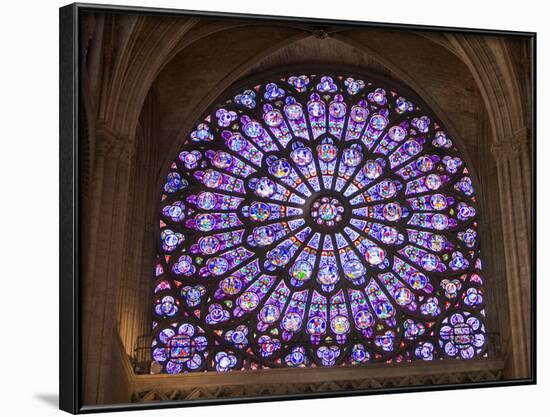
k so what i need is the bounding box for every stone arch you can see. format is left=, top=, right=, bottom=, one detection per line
left=80, top=13, right=532, bottom=404
left=157, top=30, right=481, bottom=192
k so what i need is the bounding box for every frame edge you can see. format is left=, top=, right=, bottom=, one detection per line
left=60, top=3, right=80, bottom=414
left=59, top=3, right=536, bottom=413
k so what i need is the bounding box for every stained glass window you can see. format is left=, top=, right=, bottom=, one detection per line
left=152, top=72, right=487, bottom=374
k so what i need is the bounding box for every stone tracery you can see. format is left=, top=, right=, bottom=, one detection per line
left=152, top=72, right=488, bottom=373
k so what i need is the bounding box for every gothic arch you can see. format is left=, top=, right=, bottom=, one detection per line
left=79, top=13, right=532, bottom=404
left=158, top=31, right=481, bottom=193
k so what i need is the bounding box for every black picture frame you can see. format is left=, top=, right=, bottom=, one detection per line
left=59, top=2, right=537, bottom=414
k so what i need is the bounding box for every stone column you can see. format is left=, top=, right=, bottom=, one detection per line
left=81, top=125, right=135, bottom=405
left=491, top=127, right=532, bottom=379
left=115, top=98, right=159, bottom=367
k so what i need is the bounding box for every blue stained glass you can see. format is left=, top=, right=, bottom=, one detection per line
left=153, top=72, right=487, bottom=373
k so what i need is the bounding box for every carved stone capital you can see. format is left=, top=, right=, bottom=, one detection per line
left=95, top=122, right=136, bottom=163
left=491, top=127, right=529, bottom=165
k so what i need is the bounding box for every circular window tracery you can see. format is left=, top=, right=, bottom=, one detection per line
left=152, top=72, right=487, bottom=374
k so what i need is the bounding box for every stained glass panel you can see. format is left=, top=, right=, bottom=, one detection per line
left=153, top=72, right=487, bottom=373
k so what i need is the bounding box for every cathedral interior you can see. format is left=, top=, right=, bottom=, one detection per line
left=76, top=8, right=533, bottom=406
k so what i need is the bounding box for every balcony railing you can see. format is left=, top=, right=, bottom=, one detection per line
left=129, top=332, right=502, bottom=375
left=110, top=330, right=504, bottom=404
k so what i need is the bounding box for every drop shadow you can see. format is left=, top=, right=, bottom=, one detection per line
left=34, top=393, right=59, bottom=409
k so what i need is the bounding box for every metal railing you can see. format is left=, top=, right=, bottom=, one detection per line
left=129, top=332, right=501, bottom=375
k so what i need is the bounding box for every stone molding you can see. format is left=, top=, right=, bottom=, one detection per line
left=131, top=367, right=503, bottom=403
left=491, top=127, right=530, bottom=164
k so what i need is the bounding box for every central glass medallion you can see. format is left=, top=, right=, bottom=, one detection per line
left=310, top=196, right=345, bottom=227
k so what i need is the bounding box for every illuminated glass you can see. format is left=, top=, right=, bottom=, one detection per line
left=153, top=72, right=487, bottom=373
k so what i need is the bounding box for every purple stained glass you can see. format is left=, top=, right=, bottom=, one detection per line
left=152, top=72, right=487, bottom=373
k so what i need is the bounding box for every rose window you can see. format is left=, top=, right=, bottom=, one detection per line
left=152, top=72, right=487, bottom=373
